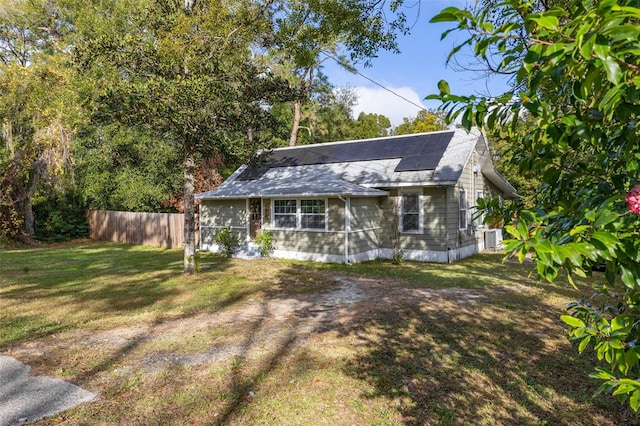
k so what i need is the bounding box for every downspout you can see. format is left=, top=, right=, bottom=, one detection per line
left=339, top=196, right=351, bottom=264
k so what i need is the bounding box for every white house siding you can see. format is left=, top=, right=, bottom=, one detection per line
left=448, top=148, right=507, bottom=261
left=414, top=187, right=447, bottom=249
left=456, top=151, right=479, bottom=249
left=262, top=198, right=270, bottom=225
left=327, top=198, right=344, bottom=232
left=373, top=188, right=453, bottom=261
left=349, top=197, right=380, bottom=231
left=377, top=189, right=398, bottom=249
left=445, top=185, right=459, bottom=252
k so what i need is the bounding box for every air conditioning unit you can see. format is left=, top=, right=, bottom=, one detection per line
left=485, top=229, right=503, bottom=250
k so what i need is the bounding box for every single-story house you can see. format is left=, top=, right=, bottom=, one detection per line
left=195, top=128, right=517, bottom=263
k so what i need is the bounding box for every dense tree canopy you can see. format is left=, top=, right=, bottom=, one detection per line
left=76, top=124, right=182, bottom=212
left=351, top=112, right=391, bottom=139
left=392, top=109, right=446, bottom=136
left=0, top=0, right=80, bottom=243
left=73, top=0, right=296, bottom=274
left=0, top=0, right=412, bottom=274
left=430, top=0, right=640, bottom=410
left=487, top=115, right=542, bottom=208
left=270, top=84, right=396, bottom=145
left=265, top=0, right=408, bottom=146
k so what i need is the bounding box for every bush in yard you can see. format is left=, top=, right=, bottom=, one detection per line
left=429, top=0, right=640, bottom=411
left=33, top=196, right=89, bottom=242
left=254, top=230, right=274, bottom=257
left=391, top=249, right=404, bottom=265
left=215, top=226, right=239, bottom=257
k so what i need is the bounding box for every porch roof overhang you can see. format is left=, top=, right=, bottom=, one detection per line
left=195, top=174, right=389, bottom=200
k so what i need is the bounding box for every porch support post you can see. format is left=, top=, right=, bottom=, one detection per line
left=245, top=198, right=250, bottom=242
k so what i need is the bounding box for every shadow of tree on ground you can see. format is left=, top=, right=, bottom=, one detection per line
left=3, top=244, right=636, bottom=425
left=330, top=280, right=634, bottom=425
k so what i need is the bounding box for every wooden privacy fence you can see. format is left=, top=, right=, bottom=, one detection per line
left=87, top=210, right=198, bottom=248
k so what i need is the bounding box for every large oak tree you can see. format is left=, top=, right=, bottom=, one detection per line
left=73, top=0, right=294, bottom=274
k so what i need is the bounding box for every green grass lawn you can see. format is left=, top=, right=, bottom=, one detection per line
left=0, top=241, right=633, bottom=425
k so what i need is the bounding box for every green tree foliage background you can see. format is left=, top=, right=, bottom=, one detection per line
left=0, top=0, right=454, bottom=279
left=72, top=0, right=301, bottom=273
left=0, top=49, right=80, bottom=243
left=393, top=109, right=446, bottom=136
left=75, top=124, right=182, bottom=212
left=0, top=0, right=410, bottom=250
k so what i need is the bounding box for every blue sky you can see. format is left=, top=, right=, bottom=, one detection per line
left=322, top=0, right=512, bottom=127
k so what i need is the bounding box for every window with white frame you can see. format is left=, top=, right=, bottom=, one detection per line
left=459, top=189, right=468, bottom=229
left=274, top=199, right=297, bottom=228
left=301, top=199, right=326, bottom=229
left=272, top=199, right=327, bottom=230
left=400, top=191, right=422, bottom=233
left=475, top=190, right=484, bottom=227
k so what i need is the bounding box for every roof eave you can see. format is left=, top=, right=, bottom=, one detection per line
left=481, top=167, right=519, bottom=200
left=197, top=191, right=389, bottom=200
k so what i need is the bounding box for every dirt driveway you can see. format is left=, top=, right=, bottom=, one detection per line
left=4, top=269, right=625, bottom=426
left=7, top=274, right=489, bottom=376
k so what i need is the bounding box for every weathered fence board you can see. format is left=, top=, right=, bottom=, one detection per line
left=87, top=210, right=198, bottom=248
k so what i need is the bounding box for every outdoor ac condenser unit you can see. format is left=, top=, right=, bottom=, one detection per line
left=485, top=229, right=503, bottom=250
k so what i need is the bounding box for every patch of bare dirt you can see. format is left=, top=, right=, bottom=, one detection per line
left=6, top=276, right=526, bottom=375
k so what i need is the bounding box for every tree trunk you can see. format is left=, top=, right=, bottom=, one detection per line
left=24, top=202, right=35, bottom=235
left=0, top=156, right=35, bottom=244
left=25, top=158, right=44, bottom=236
left=289, top=100, right=302, bottom=146
left=183, top=145, right=196, bottom=275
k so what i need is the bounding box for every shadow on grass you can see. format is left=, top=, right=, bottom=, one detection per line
left=323, top=278, right=632, bottom=424
left=0, top=242, right=237, bottom=346
left=269, top=256, right=631, bottom=425
left=213, top=317, right=298, bottom=425
left=310, top=253, right=597, bottom=301
left=2, top=245, right=634, bottom=424
left=305, top=253, right=532, bottom=289
left=194, top=260, right=631, bottom=425
left=340, top=305, right=574, bottom=423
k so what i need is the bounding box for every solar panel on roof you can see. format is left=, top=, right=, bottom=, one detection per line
left=395, top=133, right=453, bottom=171
left=236, top=131, right=454, bottom=180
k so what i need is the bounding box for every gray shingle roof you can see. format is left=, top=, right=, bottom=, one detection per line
left=196, top=165, right=389, bottom=198
left=236, top=131, right=454, bottom=181
left=196, top=128, right=517, bottom=200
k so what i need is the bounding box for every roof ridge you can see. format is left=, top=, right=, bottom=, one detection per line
left=270, top=129, right=455, bottom=153
left=237, top=131, right=456, bottom=181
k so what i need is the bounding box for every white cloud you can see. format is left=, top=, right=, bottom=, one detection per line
left=352, top=86, right=427, bottom=128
